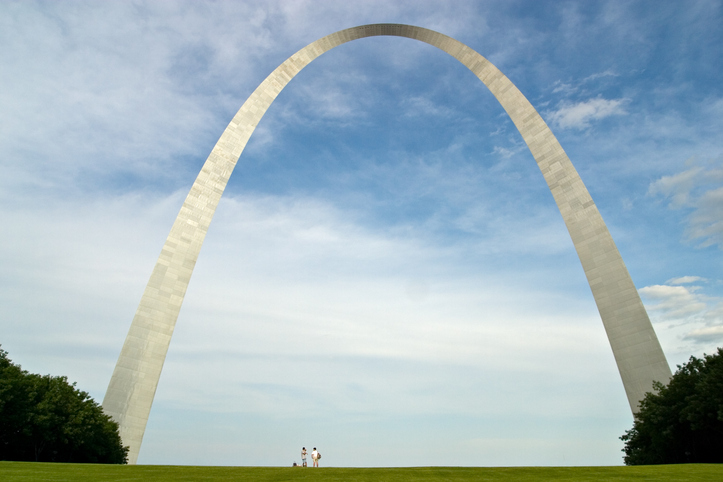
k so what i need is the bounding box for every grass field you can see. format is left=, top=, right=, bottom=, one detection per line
left=1, top=462, right=721, bottom=481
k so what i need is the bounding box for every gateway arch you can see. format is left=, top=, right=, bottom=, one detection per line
left=104, top=24, right=671, bottom=464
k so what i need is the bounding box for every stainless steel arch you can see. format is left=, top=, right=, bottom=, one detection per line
left=104, top=23, right=671, bottom=464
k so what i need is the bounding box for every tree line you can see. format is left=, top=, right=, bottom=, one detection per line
left=0, top=346, right=127, bottom=463
left=621, top=347, right=723, bottom=464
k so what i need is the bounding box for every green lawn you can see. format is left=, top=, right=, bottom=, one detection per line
left=0, top=462, right=720, bottom=481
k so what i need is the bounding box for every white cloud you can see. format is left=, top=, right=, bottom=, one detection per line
left=582, top=70, right=618, bottom=83
left=648, top=167, right=704, bottom=208
left=549, top=70, right=617, bottom=96
left=667, top=276, right=705, bottom=285
left=0, top=1, right=281, bottom=191
left=551, top=80, right=576, bottom=95
left=492, top=142, right=526, bottom=159
left=649, top=163, right=723, bottom=248
left=547, top=97, right=628, bottom=130
left=402, top=96, right=455, bottom=118
left=687, top=186, right=723, bottom=248
left=639, top=284, right=706, bottom=318
left=639, top=279, right=723, bottom=353
left=684, top=325, right=723, bottom=343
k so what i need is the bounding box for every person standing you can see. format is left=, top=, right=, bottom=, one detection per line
left=301, top=447, right=307, bottom=467
left=312, top=447, right=320, bottom=467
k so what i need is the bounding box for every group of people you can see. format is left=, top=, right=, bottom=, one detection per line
left=300, top=446, right=320, bottom=467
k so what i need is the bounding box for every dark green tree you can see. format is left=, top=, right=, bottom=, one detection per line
left=0, top=346, right=127, bottom=463
left=621, top=347, right=723, bottom=465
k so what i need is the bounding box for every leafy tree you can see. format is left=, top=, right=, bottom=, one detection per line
left=621, top=347, right=723, bottom=465
left=0, top=346, right=127, bottom=463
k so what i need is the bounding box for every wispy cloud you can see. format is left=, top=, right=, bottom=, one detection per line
left=640, top=279, right=723, bottom=348
left=649, top=163, right=723, bottom=248
left=668, top=276, right=705, bottom=285
left=492, top=143, right=526, bottom=159
left=550, top=70, right=618, bottom=96
left=648, top=167, right=705, bottom=208
left=684, top=325, right=723, bottom=343
left=547, top=97, right=628, bottom=130
left=582, top=70, right=618, bottom=83
left=639, top=284, right=707, bottom=319
left=401, top=96, right=456, bottom=119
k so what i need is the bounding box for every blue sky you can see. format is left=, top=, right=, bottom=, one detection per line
left=1, top=0, right=722, bottom=467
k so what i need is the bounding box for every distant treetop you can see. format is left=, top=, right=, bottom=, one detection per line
left=621, top=347, right=723, bottom=465
left=0, top=346, right=128, bottom=464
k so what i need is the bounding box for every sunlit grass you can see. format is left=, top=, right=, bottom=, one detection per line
left=1, top=461, right=720, bottom=481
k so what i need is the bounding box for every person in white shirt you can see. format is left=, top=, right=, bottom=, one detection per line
left=311, top=447, right=320, bottom=467
left=301, top=447, right=307, bottom=467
